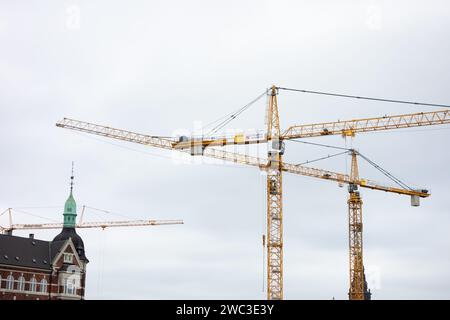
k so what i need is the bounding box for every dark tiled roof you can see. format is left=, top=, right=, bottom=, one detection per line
left=50, top=240, right=69, bottom=261
left=53, top=228, right=88, bottom=262
left=0, top=234, right=66, bottom=270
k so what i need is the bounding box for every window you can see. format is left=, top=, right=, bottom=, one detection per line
left=6, top=274, right=14, bottom=290
left=64, top=278, right=77, bottom=295
left=40, top=279, right=48, bottom=293
left=18, top=275, right=25, bottom=291
left=0, top=275, right=2, bottom=289
left=63, top=253, right=73, bottom=263
left=30, top=277, right=37, bottom=292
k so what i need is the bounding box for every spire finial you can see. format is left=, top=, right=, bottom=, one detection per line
left=70, top=161, right=74, bottom=194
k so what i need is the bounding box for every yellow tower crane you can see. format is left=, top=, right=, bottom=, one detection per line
left=0, top=207, right=183, bottom=235
left=283, top=108, right=450, bottom=300
left=56, top=86, right=449, bottom=299
left=347, top=150, right=368, bottom=300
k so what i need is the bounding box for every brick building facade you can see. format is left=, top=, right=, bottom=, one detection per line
left=0, top=182, right=88, bottom=300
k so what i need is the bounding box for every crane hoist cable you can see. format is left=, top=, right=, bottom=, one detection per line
left=10, top=208, right=60, bottom=223
left=83, top=205, right=142, bottom=221
left=8, top=206, right=61, bottom=209
left=290, top=139, right=351, bottom=151
left=291, top=140, right=416, bottom=192
left=356, top=151, right=414, bottom=191
left=202, top=105, right=250, bottom=130
left=74, top=130, right=256, bottom=171
left=206, top=91, right=267, bottom=135
left=73, top=131, right=176, bottom=161
left=277, top=87, right=450, bottom=109
left=296, top=150, right=349, bottom=166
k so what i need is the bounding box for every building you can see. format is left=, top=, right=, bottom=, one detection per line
left=0, top=180, right=88, bottom=300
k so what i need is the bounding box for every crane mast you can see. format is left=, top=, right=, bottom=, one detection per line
left=266, top=86, right=283, bottom=300
left=348, top=150, right=366, bottom=300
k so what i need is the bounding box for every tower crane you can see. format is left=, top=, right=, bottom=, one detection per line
left=0, top=207, right=183, bottom=235
left=281, top=109, right=449, bottom=299
left=347, top=150, right=370, bottom=300
left=56, top=85, right=449, bottom=300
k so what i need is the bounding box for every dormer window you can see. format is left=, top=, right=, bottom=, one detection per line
left=63, top=253, right=73, bottom=264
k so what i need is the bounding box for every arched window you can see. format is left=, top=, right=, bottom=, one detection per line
left=30, top=276, right=37, bottom=292
left=40, top=279, right=48, bottom=293
left=18, top=275, right=25, bottom=291
left=6, top=274, right=14, bottom=290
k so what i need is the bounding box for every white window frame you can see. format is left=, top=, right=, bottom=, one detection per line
left=6, top=274, right=14, bottom=290
left=64, top=278, right=77, bottom=295
left=30, top=276, right=37, bottom=292
left=18, top=275, right=25, bottom=291
left=40, top=279, right=48, bottom=293
left=63, top=253, right=73, bottom=264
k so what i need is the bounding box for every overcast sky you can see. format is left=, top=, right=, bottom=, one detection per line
left=1, top=0, right=449, bottom=299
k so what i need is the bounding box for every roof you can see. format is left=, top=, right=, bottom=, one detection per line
left=51, top=240, right=69, bottom=261
left=0, top=234, right=68, bottom=270
left=53, top=228, right=88, bottom=262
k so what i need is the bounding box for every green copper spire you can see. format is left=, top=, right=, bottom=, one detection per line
left=63, top=162, right=77, bottom=228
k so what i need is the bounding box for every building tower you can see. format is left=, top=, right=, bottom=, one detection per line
left=52, top=164, right=88, bottom=262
